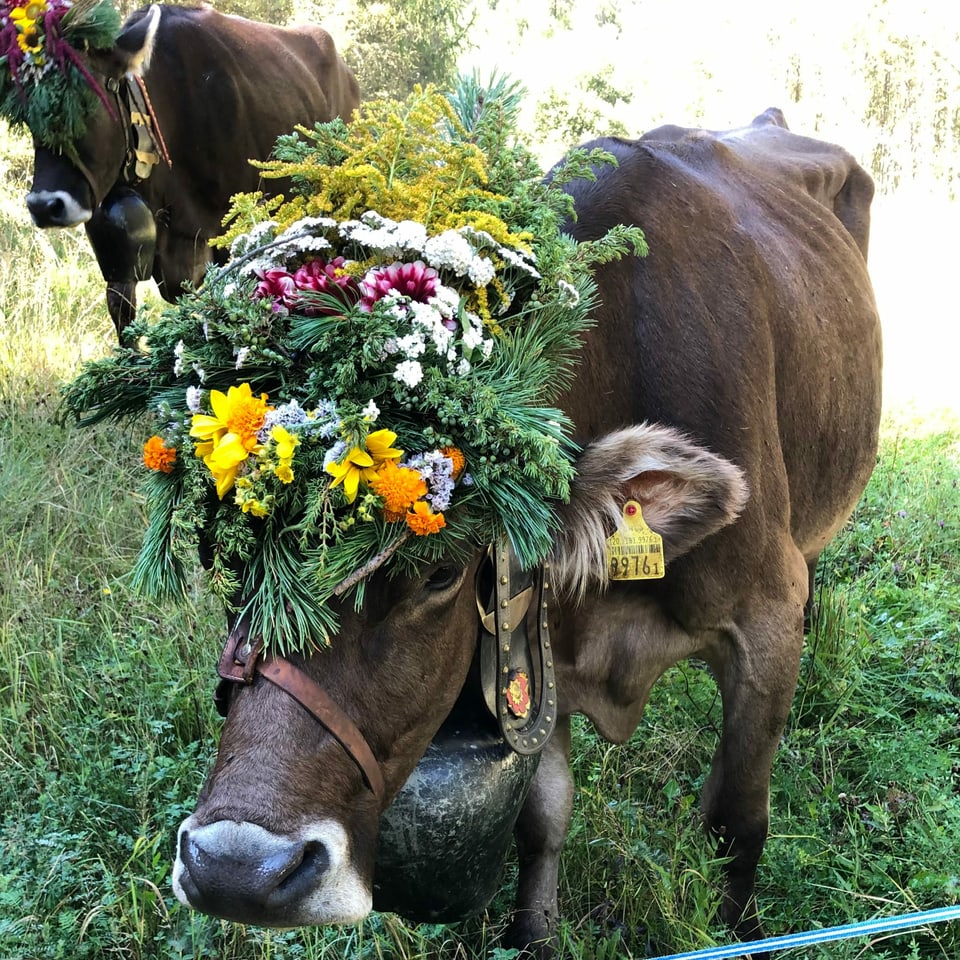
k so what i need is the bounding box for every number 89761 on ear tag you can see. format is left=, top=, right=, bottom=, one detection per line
left=606, top=500, right=665, bottom=580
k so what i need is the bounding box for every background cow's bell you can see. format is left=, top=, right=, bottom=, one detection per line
left=85, top=186, right=156, bottom=283
left=373, top=661, right=540, bottom=922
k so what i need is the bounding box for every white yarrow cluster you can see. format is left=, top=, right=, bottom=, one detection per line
left=339, top=212, right=428, bottom=259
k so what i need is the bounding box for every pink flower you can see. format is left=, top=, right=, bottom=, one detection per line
left=253, top=268, right=298, bottom=313
left=359, top=260, right=438, bottom=312
left=292, top=257, right=360, bottom=316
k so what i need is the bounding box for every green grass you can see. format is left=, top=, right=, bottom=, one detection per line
left=2, top=131, right=960, bottom=959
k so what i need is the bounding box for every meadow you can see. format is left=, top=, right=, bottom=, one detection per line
left=1, top=83, right=959, bottom=960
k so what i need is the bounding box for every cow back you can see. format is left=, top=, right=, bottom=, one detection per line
left=136, top=6, right=358, bottom=216
left=558, top=117, right=882, bottom=590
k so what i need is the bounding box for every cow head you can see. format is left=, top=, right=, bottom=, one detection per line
left=173, top=556, right=484, bottom=925
left=25, top=4, right=160, bottom=228
left=172, top=423, right=747, bottom=927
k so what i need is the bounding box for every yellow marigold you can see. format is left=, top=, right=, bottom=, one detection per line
left=440, top=446, right=466, bottom=479
left=370, top=461, right=427, bottom=522
left=406, top=499, right=446, bottom=536
left=143, top=435, right=176, bottom=473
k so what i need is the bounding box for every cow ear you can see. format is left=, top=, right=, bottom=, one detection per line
left=551, top=424, right=749, bottom=599
left=113, top=4, right=161, bottom=75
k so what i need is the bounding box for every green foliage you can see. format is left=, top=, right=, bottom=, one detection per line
left=61, top=83, right=645, bottom=651
left=0, top=0, right=121, bottom=153
left=341, top=0, right=474, bottom=101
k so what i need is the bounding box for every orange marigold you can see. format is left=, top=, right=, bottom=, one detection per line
left=143, top=435, right=176, bottom=473
left=370, top=461, right=427, bottom=521
left=440, top=446, right=466, bottom=479
left=406, top=499, right=446, bottom=536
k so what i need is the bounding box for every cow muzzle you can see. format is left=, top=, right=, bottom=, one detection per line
left=172, top=816, right=372, bottom=926
left=26, top=189, right=93, bottom=228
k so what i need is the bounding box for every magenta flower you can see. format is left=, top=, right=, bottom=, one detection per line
left=359, top=260, right=438, bottom=312
left=253, top=268, right=298, bottom=313
left=292, top=257, right=360, bottom=315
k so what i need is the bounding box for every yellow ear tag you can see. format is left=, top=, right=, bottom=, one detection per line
left=606, top=500, right=665, bottom=580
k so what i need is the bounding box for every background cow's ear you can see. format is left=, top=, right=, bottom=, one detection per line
left=113, top=3, right=161, bottom=75
left=551, top=424, right=749, bottom=599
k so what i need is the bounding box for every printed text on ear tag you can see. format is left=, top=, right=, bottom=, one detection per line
left=606, top=500, right=665, bottom=580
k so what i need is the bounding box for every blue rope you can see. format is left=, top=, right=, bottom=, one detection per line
left=649, top=904, right=960, bottom=959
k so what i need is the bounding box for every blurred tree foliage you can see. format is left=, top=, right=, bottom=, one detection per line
left=115, top=0, right=295, bottom=23
left=339, top=0, right=475, bottom=101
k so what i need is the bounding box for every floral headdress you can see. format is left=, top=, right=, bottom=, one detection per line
left=0, top=0, right=120, bottom=151
left=63, top=81, right=647, bottom=652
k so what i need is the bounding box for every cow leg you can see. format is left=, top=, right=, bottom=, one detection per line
left=700, top=600, right=804, bottom=958
left=106, top=281, right=137, bottom=342
left=506, top=717, right=573, bottom=958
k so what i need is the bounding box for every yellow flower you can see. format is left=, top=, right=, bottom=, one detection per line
left=190, top=383, right=269, bottom=498
left=406, top=499, right=446, bottom=536
left=326, top=446, right=376, bottom=503
left=143, top=435, right=176, bottom=473
left=365, top=428, right=403, bottom=467
left=325, top=428, right=404, bottom=503
left=16, top=24, right=42, bottom=55
left=271, top=425, right=299, bottom=461
left=370, top=461, right=427, bottom=521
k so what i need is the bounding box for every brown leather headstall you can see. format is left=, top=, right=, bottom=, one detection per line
left=478, top=540, right=558, bottom=755
left=215, top=614, right=385, bottom=801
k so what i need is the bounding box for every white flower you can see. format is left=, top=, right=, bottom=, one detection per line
left=557, top=279, right=580, bottom=306
left=234, top=346, right=250, bottom=370
left=185, top=385, right=202, bottom=413
left=410, top=301, right=454, bottom=354
left=461, top=319, right=485, bottom=351
left=498, top=245, right=541, bottom=278
left=468, top=255, right=496, bottom=287
left=456, top=357, right=472, bottom=376
left=396, top=331, right=426, bottom=359
left=393, top=359, right=424, bottom=388
left=431, top=285, right=461, bottom=318
left=361, top=399, right=380, bottom=422
left=424, top=229, right=474, bottom=275
left=173, top=340, right=185, bottom=377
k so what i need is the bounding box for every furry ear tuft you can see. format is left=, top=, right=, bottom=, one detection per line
left=550, top=423, right=749, bottom=601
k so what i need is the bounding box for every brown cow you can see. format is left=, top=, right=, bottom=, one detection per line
left=24, top=3, right=359, bottom=339
left=171, top=110, right=882, bottom=956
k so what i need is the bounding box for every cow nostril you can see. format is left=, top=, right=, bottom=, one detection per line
left=275, top=839, right=330, bottom=899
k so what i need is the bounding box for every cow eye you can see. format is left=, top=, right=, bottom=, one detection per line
left=424, top=565, right=463, bottom=591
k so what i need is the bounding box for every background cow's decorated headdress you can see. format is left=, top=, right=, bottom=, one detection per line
left=0, top=0, right=120, bottom=150
left=63, top=80, right=646, bottom=651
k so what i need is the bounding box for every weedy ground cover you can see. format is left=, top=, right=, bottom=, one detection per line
left=2, top=141, right=958, bottom=959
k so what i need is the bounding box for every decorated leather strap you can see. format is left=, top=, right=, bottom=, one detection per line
left=123, top=75, right=171, bottom=182
left=479, top=540, right=558, bottom=755
left=215, top=617, right=385, bottom=800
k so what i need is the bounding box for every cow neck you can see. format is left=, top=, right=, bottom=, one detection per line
left=215, top=619, right=386, bottom=801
